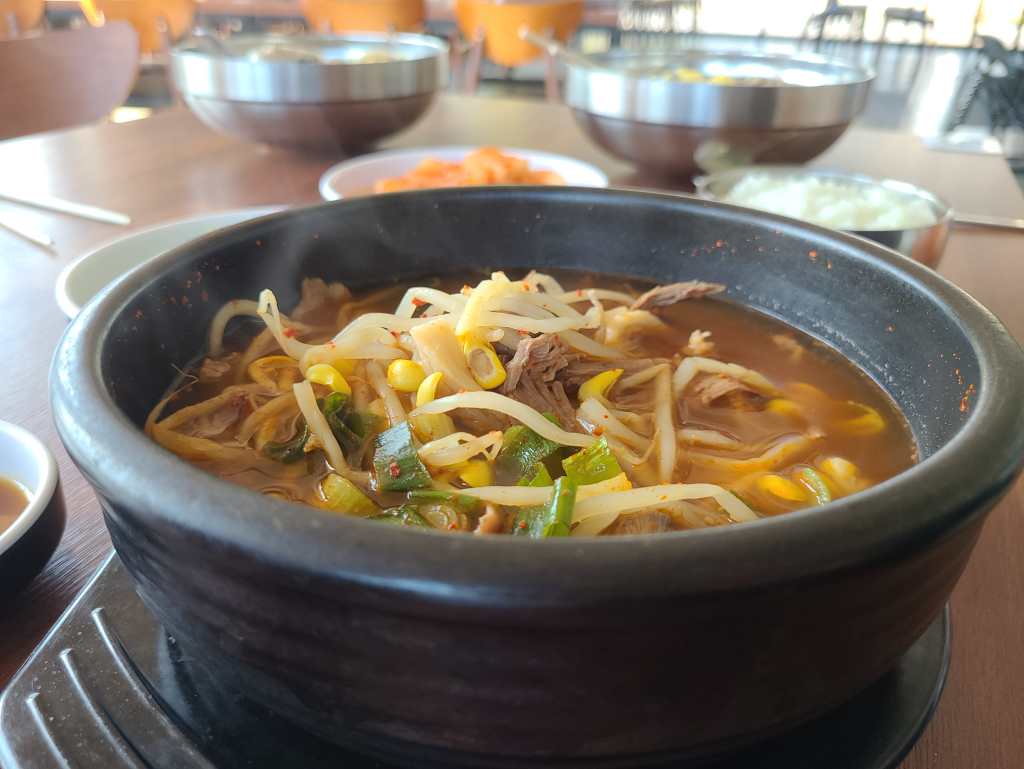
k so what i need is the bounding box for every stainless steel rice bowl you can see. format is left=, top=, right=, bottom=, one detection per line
left=696, top=166, right=953, bottom=267
left=170, top=33, right=448, bottom=152
left=565, top=50, right=873, bottom=177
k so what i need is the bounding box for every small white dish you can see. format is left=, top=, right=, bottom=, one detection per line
left=0, top=421, right=64, bottom=604
left=56, top=206, right=287, bottom=320
left=319, top=146, right=609, bottom=200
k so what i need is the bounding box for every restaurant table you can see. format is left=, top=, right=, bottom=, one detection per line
left=1, top=94, right=1023, bottom=768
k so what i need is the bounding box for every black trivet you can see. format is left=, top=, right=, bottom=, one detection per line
left=0, top=553, right=950, bottom=769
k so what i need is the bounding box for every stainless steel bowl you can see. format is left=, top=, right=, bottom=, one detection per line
left=564, top=50, right=873, bottom=177
left=170, top=33, right=448, bottom=152
left=696, top=165, right=953, bottom=267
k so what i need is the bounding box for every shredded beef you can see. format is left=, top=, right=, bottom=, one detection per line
left=556, top=358, right=669, bottom=392
left=629, top=281, right=725, bottom=312
left=474, top=505, right=506, bottom=535
left=690, top=374, right=763, bottom=409
left=503, top=334, right=576, bottom=390
left=290, top=278, right=353, bottom=324
left=500, top=334, right=581, bottom=430
left=452, top=407, right=509, bottom=434
left=607, top=511, right=675, bottom=535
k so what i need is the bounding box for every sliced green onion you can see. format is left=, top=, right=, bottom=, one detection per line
left=512, top=477, right=578, bottom=538
left=373, top=422, right=433, bottom=492
left=408, top=490, right=481, bottom=512
left=496, top=422, right=563, bottom=482
left=319, top=474, right=380, bottom=517
left=795, top=467, right=832, bottom=506
left=562, top=437, right=623, bottom=485
left=518, top=462, right=553, bottom=487
left=370, top=505, right=431, bottom=528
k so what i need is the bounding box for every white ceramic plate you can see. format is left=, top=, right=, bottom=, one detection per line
left=56, top=206, right=286, bottom=320
left=319, top=146, right=609, bottom=200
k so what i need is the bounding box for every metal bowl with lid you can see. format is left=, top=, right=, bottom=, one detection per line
left=170, top=33, right=448, bottom=152
left=565, top=49, right=873, bottom=177
left=696, top=165, right=953, bottom=267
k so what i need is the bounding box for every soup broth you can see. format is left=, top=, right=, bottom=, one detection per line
left=150, top=269, right=915, bottom=536
left=0, top=477, right=31, bottom=536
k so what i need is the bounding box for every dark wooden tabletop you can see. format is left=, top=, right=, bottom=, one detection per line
left=1, top=94, right=1022, bottom=768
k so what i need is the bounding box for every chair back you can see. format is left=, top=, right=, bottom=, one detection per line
left=0, top=21, right=139, bottom=141
left=90, top=0, right=195, bottom=53
left=455, top=0, right=583, bottom=68
left=0, top=0, right=44, bottom=37
left=979, top=34, right=1022, bottom=71
left=301, top=0, right=425, bottom=33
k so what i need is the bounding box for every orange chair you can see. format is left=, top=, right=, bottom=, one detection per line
left=87, top=0, right=195, bottom=54
left=0, top=21, right=139, bottom=140
left=0, top=0, right=44, bottom=37
left=301, top=0, right=425, bottom=34
left=454, top=0, right=582, bottom=100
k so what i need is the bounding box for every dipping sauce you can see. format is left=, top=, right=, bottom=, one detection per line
left=0, top=477, right=31, bottom=536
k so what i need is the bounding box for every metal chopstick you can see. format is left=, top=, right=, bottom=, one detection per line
left=953, top=213, right=1024, bottom=232
left=0, top=191, right=130, bottom=226
left=0, top=211, right=55, bottom=249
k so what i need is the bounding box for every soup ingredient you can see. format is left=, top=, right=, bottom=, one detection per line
left=512, top=477, right=578, bottom=538
left=658, top=66, right=782, bottom=86
left=373, top=148, right=566, bottom=193
left=723, top=173, right=938, bottom=230
left=563, top=437, right=623, bottom=485
left=0, top=477, right=31, bottom=535
left=149, top=270, right=914, bottom=537
left=318, top=474, right=380, bottom=516
left=371, top=505, right=431, bottom=527
left=373, top=423, right=433, bottom=492
left=388, top=360, right=427, bottom=392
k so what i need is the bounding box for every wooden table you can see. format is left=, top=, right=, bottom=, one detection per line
left=1, top=95, right=1023, bottom=768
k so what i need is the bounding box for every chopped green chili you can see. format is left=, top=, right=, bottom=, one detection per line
left=263, top=418, right=309, bottom=464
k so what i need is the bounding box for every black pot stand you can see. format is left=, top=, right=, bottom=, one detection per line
left=0, top=552, right=950, bottom=769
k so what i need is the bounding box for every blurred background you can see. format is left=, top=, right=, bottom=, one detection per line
left=4, top=0, right=1024, bottom=184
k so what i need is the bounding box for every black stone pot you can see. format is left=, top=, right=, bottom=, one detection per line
left=49, top=188, right=1024, bottom=768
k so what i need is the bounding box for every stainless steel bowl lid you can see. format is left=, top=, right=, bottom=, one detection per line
left=694, top=165, right=954, bottom=232
left=565, top=50, right=872, bottom=129
left=171, top=33, right=449, bottom=103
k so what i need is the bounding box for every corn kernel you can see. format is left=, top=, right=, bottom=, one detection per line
left=757, top=474, right=807, bottom=502
left=416, top=371, right=444, bottom=407
left=464, top=339, right=506, bottom=389
left=387, top=359, right=426, bottom=392
left=305, top=363, right=351, bottom=395
left=579, top=369, right=624, bottom=405
left=457, top=459, right=493, bottom=488
left=248, top=355, right=299, bottom=388
left=835, top=403, right=885, bottom=436
left=410, top=413, right=455, bottom=443
left=333, top=359, right=356, bottom=377
left=766, top=399, right=804, bottom=419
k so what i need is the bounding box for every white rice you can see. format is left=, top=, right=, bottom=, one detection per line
left=722, top=172, right=938, bottom=231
